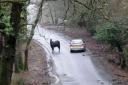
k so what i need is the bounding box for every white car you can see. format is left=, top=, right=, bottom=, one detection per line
left=70, top=39, right=86, bottom=52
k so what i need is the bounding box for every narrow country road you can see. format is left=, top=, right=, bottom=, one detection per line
left=33, top=25, right=113, bottom=85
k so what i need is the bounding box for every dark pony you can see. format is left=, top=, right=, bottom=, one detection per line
left=50, top=39, right=60, bottom=53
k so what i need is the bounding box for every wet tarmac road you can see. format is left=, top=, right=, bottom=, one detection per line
left=33, top=25, right=113, bottom=85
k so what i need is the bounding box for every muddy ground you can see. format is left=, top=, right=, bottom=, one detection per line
left=11, top=41, right=51, bottom=85
left=44, top=25, right=128, bottom=85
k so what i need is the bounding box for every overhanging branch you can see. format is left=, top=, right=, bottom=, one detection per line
left=74, top=0, right=91, bottom=10
left=0, top=0, right=26, bottom=3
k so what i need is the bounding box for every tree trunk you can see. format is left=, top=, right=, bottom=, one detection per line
left=0, top=2, right=22, bottom=85
left=115, top=41, right=126, bottom=69
left=24, top=48, right=28, bottom=70
left=0, top=48, right=15, bottom=85
left=11, top=3, right=23, bottom=73
left=48, top=3, right=54, bottom=24
left=24, top=0, right=44, bottom=71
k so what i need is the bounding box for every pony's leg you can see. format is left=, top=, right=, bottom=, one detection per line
left=59, top=43, right=60, bottom=53
left=58, top=46, right=60, bottom=53
left=52, top=47, right=54, bottom=53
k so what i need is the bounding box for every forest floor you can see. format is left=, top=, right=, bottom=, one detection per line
left=45, top=25, right=128, bottom=85
left=11, top=41, right=50, bottom=85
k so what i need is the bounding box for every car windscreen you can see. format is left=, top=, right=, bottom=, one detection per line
left=71, top=40, right=83, bottom=44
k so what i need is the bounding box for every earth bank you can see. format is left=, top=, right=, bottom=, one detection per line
left=11, top=41, right=51, bottom=85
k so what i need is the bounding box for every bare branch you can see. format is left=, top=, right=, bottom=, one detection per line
left=74, top=0, right=91, bottom=10
left=47, top=2, right=54, bottom=24
left=0, top=0, right=26, bottom=3
left=25, top=0, right=44, bottom=70
left=63, top=0, right=70, bottom=20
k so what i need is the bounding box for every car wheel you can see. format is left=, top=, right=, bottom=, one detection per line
left=85, top=49, right=86, bottom=51
left=83, top=49, right=86, bottom=52
left=70, top=50, right=73, bottom=53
